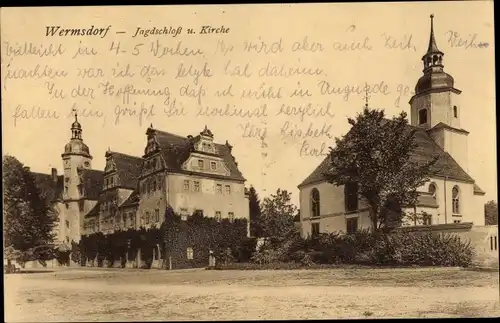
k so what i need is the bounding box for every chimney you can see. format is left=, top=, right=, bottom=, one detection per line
left=51, top=168, right=58, bottom=182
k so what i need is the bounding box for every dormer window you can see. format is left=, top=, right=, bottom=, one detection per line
left=210, top=161, right=217, bottom=171
left=418, top=109, right=428, bottom=125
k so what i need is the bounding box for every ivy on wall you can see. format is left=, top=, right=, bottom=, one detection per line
left=78, top=207, right=249, bottom=269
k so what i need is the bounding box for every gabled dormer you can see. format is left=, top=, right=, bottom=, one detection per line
left=103, top=150, right=120, bottom=191
left=190, top=125, right=219, bottom=154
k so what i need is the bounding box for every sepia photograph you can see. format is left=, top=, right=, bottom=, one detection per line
left=2, top=1, right=498, bottom=321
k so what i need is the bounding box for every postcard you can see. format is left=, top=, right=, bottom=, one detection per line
left=2, top=2, right=498, bottom=321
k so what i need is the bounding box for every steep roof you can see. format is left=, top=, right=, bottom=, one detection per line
left=81, top=169, right=104, bottom=200
left=106, top=151, right=142, bottom=190
left=298, top=121, right=477, bottom=188
left=153, top=129, right=246, bottom=182
left=31, top=172, right=64, bottom=203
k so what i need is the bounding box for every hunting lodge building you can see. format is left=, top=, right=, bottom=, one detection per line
left=32, top=117, right=250, bottom=261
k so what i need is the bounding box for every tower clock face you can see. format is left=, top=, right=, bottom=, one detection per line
left=84, top=161, right=90, bottom=168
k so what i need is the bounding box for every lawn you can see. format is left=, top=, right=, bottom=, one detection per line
left=4, top=267, right=500, bottom=321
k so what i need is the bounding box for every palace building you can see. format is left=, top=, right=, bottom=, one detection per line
left=32, top=115, right=250, bottom=248
left=297, top=15, right=487, bottom=237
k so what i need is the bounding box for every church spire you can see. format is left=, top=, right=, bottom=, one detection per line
left=422, top=14, right=444, bottom=72
left=426, top=14, right=441, bottom=54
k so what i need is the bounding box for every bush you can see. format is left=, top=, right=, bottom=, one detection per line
left=235, top=237, right=257, bottom=262
left=252, top=229, right=474, bottom=268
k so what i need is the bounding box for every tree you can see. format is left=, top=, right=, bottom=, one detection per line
left=323, top=107, right=439, bottom=231
left=485, top=200, right=498, bottom=225
left=259, top=188, right=298, bottom=241
left=3, top=155, right=58, bottom=262
left=248, top=185, right=263, bottom=237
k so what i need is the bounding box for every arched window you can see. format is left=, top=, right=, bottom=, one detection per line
left=428, top=183, right=437, bottom=199
left=345, top=182, right=359, bottom=212
left=310, top=188, right=320, bottom=218
left=419, top=109, right=428, bottom=125
left=452, top=186, right=460, bottom=214
left=453, top=106, right=458, bottom=118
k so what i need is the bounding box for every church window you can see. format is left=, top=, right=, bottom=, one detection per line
left=428, top=183, right=437, bottom=199
left=346, top=217, right=358, bottom=234
left=453, top=106, right=458, bottom=118
left=187, top=247, right=194, bottom=260
left=310, top=188, right=320, bottom=218
left=65, top=220, right=70, bottom=229
left=183, top=180, right=190, bottom=191
left=452, top=186, right=460, bottom=214
left=345, top=183, right=359, bottom=212
left=419, top=109, right=428, bottom=125
left=216, top=184, right=222, bottom=194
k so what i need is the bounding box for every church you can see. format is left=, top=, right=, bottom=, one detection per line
left=32, top=115, right=250, bottom=249
left=297, top=15, right=486, bottom=237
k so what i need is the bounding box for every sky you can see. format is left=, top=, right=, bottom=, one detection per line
left=1, top=2, right=496, bottom=207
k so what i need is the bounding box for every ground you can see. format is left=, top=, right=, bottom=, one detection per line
left=4, top=267, right=500, bottom=321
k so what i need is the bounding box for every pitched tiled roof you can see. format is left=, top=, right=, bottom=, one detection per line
left=153, top=129, right=245, bottom=182
left=298, top=120, right=476, bottom=188
left=31, top=172, right=64, bottom=203
left=81, top=169, right=104, bottom=200
left=119, top=189, right=139, bottom=208
left=106, top=151, right=142, bottom=190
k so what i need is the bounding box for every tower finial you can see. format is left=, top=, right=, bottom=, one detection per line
left=363, top=83, right=370, bottom=108
left=73, top=106, right=78, bottom=122
left=426, top=13, right=440, bottom=54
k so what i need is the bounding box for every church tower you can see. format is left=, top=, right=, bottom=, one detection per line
left=61, top=109, right=93, bottom=241
left=409, top=14, right=469, bottom=172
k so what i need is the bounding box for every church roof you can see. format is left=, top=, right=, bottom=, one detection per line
left=31, top=172, right=64, bottom=202
left=106, top=151, right=142, bottom=190
left=473, top=183, right=485, bottom=195
left=153, top=129, right=246, bottom=182
left=298, top=121, right=477, bottom=188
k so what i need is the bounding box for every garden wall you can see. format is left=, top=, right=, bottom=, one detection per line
left=394, top=223, right=498, bottom=268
